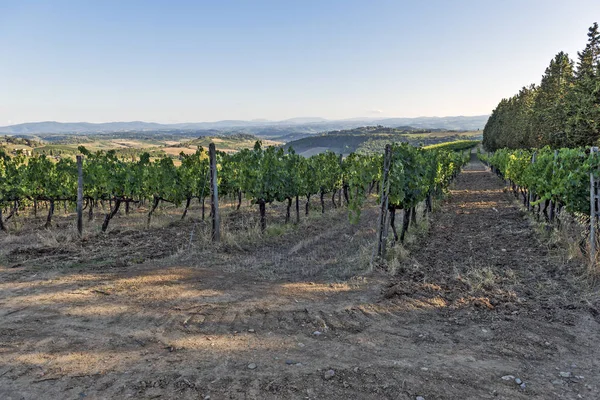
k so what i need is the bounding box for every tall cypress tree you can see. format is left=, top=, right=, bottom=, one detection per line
left=575, top=22, right=600, bottom=79
left=566, top=23, right=600, bottom=146
left=484, top=22, right=600, bottom=150
left=531, top=52, right=574, bottom=147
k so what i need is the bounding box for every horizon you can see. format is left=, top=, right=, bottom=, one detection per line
left=0, top=113, right=490, bottom=128
left=2, top=1, right=599, bottom=124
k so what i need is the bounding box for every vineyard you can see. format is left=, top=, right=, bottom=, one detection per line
left=4, top=145, right=600, bottom=399
left=479, top=147, right=597, bottom=216
left=0, top=140, right=476, bottom=242
left=5, top=3, right=600, bottom=398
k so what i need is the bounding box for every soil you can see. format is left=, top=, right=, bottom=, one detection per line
left=1, top=158, right=600, bottom=399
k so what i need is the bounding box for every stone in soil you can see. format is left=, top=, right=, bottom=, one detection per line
left=324, top=369, right=335, bottom=380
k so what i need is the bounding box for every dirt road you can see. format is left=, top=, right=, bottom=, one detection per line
left=1, top=159, right=599, bottom=399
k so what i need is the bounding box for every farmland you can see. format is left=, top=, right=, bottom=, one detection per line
left=2, top=144, right=600, bottom=399
left=4, top=2, right=600, bottom=399
left=0, top=152, right=598, bottom=399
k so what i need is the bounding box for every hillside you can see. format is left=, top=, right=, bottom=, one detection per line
left=285, top=126, right=483, bottom=156
left=0, top=133, right=281, bottom=160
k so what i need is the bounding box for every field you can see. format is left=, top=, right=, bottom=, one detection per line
left=0, top=135, right=284, bottom=160
left=285, top=128, right=483, bottom=156
left=2, top=155, right=600, bottom=399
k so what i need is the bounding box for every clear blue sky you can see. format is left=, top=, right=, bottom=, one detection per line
left=1, top=0, right=599, bottom=125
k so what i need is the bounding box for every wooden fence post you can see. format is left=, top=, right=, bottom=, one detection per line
left=528, top=151, right=536, bottom=211
left=76, top=155, right=83, bottom=238
left=549, top=150, right=558, bottom=222
left=209, top=143, right=220, bottom=242
left=338, top=153, right=343, bottom=206
left=590, top=147, right=598, bottom=265
left=377, top=144, right=392, bottom=258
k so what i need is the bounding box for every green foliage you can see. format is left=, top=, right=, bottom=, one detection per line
left=311, top=151, right=342, bottom=196
left=342, top=152, right=381, bottom=222
left=423, top=140, right=479, bottom=151
left=483, top=23, right=599, bottom=150
left=1, top=139, right=469, bottom=231
left=0, top=149, right=25, bottom=206
left=484, top=147, right=598, bottom=214
left=179, top=148, right=210, bottom=200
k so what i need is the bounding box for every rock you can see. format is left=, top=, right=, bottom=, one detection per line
left=248, top=329, right=255, bottom=333
left=552, top=379, right=565, bottom=385
left=501, top=375, right=515, bottom=381
left=247, top=363, right=257, bottom=370
left=421, top=367, right=429, bottom=371
left=313, top=331, right=323, bottom=336
left=298, top=343, right=305, bottom=348
left=324, top=369, right=335, bottom=380
left=285, top=360, right=296, bottom=365
left=353, top=367, right=359, bottom=373
left=416, top=396, right=425, bottom=400
left=520, top=383, right=526, bottom=389
left=559, top=371, right=571, bottom=378
left=515, top=378, right=522, bottom=385
left=295, top=363, right=302, bottom=366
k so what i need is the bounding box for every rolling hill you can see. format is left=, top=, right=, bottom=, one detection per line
left=0, top=115, right=488, bottom=136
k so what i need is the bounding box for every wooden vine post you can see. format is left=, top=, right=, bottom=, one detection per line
left=209, top=143, right=220, bottom=242
left=76, top=155, right=84, bottom=238
left=376, top=144, right=392, bottom=258
left=590, top=147, right=599, bottom=265
left=528, top=151, right=536, bottom=211
left=338, top=153, right=343, bottom=207
left=549, top=150, right=558, bottom=221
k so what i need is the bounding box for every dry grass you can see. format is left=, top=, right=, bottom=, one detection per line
left=522, top=203, right=596, bottom=278
left=462, top=266, right=497, bottom=292
left=2, top=191, right=385, bottom=284
left=380, top=200, right=434, bottom=275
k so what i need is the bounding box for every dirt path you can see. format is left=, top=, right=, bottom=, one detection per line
left=1, top=159, right=600, bottom=399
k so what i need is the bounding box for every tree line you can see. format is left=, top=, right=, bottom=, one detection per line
left=483, top=23, right=600, bottom=151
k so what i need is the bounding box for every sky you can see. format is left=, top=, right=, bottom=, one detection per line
left=1, top=0, right=600, bottom=125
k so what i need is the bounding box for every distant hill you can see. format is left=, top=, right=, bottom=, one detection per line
left=373, top=115, right=488, bottom=131
left=285, top=126, right=482, bottom=156
left=0, top=121, right=166, bottom=134
left=0, top=115, right=488, bottom=136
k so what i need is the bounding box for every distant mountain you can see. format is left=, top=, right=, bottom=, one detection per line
left=0, top=115, right=488, bottom=135
left=0, top=121, right=165, bottom=134
left=280, top=117, right=329, bottom=124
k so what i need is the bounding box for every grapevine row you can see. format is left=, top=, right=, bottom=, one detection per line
left=478, top=146, right=600, bottom=217
left=0, top=141, right=473, bottom=235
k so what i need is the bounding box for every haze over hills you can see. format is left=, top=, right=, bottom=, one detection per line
left=0, top=115, right=488, bottom=136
